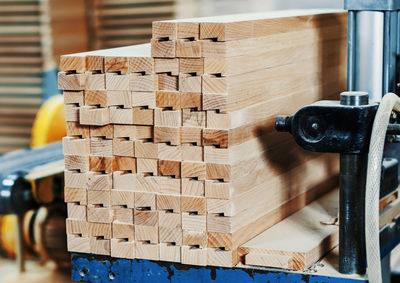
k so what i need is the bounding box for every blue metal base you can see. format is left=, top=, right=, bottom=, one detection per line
left=71, top=253, right=366, bottom=283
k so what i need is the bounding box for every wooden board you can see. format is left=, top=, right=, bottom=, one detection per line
left=239, top=188, right=400, bottom=270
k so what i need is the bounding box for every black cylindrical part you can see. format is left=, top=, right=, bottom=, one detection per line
left=383, top=11, right=391, bottom=95
left=275, top=116, right=292, bottom=133
left=339, top=153, right=367, bottom=274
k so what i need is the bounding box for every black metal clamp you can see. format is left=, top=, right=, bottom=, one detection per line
left=276, top=91, right=400, bottom=274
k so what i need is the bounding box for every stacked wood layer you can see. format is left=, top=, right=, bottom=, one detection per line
left=61, top=10, right=347, bottom=267
left=0, top=0, right=88, bottom=153
left=91, top=0, right=176, bottom=49
left=0, top=0, right=45, bottom=152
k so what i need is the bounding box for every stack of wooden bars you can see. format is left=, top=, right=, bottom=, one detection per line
left=0, top=0, right=88, bottom=153
left=61, top=9, right=347, bottom=267
left=90, top=0, right=177, bottom=49
left=0, top=0, right=45, bottom=152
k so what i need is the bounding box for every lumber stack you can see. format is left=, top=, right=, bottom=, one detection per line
left=0, top=0, right=88, bottom=153
left=0, top=0, right=45, bottom=152
left=91, top=0, right=176, bottom=49
left=61, top=9, right=347, bottom=267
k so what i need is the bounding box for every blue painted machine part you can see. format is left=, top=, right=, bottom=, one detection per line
left=71, top=253, right=366, bottom=283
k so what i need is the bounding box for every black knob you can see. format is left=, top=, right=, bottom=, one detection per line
left=275, top=116, right=292, bottom=132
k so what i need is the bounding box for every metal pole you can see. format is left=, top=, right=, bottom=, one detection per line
left=383, top=11, right=391, bottom=95
left=347, top=11, right=356, bottom=91
left=382, top=11, right=397, bottom=95
left=338, top=92, right=369, bottom=275
left=355, top=11, right=384, bottom=101
left=339, top=153, right=367, bottom=274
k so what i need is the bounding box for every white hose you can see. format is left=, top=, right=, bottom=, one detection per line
left=366, top=93, right=400, bottom=283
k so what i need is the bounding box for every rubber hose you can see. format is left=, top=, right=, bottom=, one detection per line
left=366, top=93, right=400, bottom=283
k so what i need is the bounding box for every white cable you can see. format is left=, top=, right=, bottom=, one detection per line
left=366, top=93, right=400, bottom=283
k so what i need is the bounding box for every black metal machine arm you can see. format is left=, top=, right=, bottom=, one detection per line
left=275, top=91, right=400, bottom=275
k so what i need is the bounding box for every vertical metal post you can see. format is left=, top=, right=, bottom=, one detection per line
left=383, top=11, right=391, bottom=95
left=338, top=92, right=368, bottom=275
left=339, top=154, right=367, bottom=274
left=382, top=11, right=397, bottom=95
left=355, top=11, right=384, bottom=101
left=347, top=11, right=356, bottom=91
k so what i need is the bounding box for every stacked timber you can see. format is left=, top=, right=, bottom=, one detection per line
left=0, top=0, right=45, bottom=152
left=61, top=9, right=347, bottom=267
left=91, top=0, right=176, bottom=49
left=0, top=0, right=88, bottom=153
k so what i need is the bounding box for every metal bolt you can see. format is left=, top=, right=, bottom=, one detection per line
left=340, top=91, right=369, bottom=106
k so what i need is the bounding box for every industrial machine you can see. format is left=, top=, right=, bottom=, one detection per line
left=276, top=0, right=400, bottom=282
left=0, top=95, right=67, bottom=271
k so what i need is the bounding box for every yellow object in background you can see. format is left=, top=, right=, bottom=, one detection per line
left=0, top=94, right=66, bottom=259
left=31, top=95, right=66, bottom=148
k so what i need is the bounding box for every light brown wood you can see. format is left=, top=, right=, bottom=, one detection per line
left=154, top=58, right=179, bottom=75
left=154, top=108, right=181, bottom=127
left=62, top=137, right=90, bottom=156
left=135, top=242, right=159, bottom=260
left=87, top=205, right=113, bottom=223
left=66, top=219, right=89, bottom=237
left=90, top=137, right=113, bottom=156
left=89, top=156, right=114, bottom=173
left=87, top=172, right=112, bottom=191
left=157, top=73, right=179, bottom=91
left=135, top=225, right=158, bottom=243
left=65, top=187, right=87, bottom=205
left=113, top=138, right=135, bottom=157
left=90, top=237, right=111, bottom=255
left=113, top=171, right=137, bottom=190
left=159, top=243, right=181, bottom=262
left=64, top=170, right=88, bottom=189
left=130, top=74, right=156, bottom=92
left=180, top=58, right=203, bottom=75
left=132, top=107, right=154, bottom=125
left=135, top=192, right=157, bottom=210
left=181, top=246, right=207, bottom=266
left=58, top=72, right=86, bottom=91
left=80, top=106, right=110, bottom=126
left=157, top=194, right=181, bottom=213
left=88, top=190, right=111, bottom=206
left=64, top=90, right=84, bottom=105
left=90, top=125, right=114, bottom=139
left=67, top=203, right=87, bottom=220
left=67, top=122, right=90, bottom=138
left=151, top=39, right=175, bottom=58
left=65, top=155, right=89, bottom=172
left=239, top=188, right=400, bottom=270
left=154, top=126, right=181, bottom=145
left=182, top=178, right=205, bottom=197
left=111, top=239, right=135, bottom=259
left=132, top=91, right=156, bottom=108
left=111, top=190, right=135, bottom=208
left=156, top=91, right=181, bottom=110
left=67, top=235, right=90, bottom=253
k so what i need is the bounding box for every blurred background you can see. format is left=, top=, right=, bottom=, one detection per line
left=0, top=0, right=343, bottom=282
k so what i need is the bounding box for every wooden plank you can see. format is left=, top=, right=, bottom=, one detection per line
left=239, top=188, right=400, bottom=270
